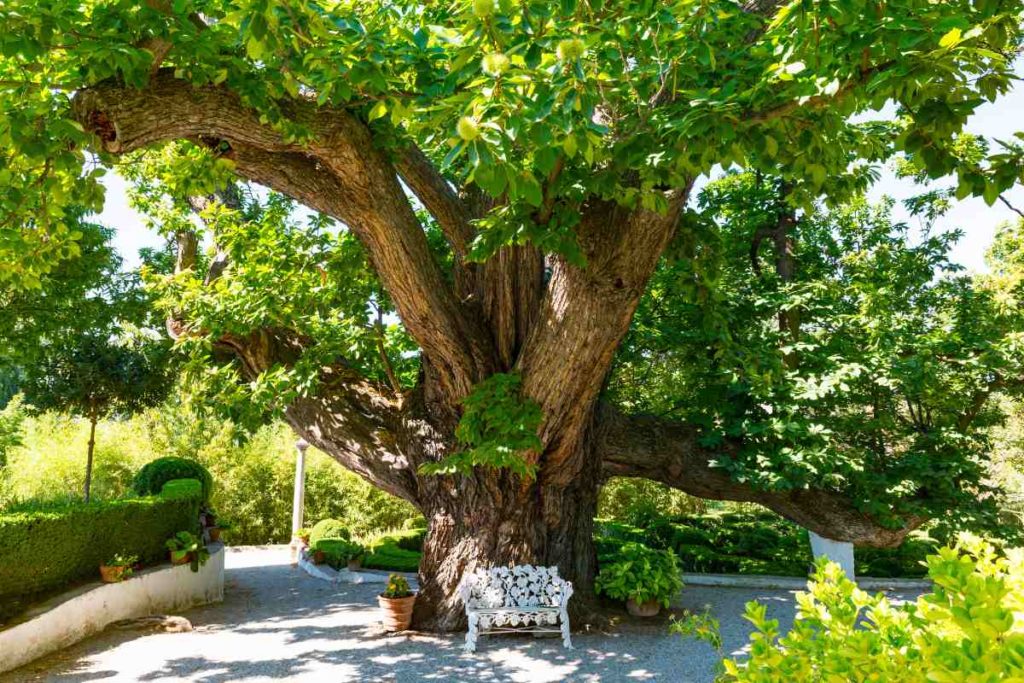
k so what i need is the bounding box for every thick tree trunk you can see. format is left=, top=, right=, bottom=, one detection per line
left=413, top=460, right=600, bottom=632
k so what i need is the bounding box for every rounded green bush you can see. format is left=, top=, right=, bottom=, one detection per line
left=309, top=518, right=350, bottom=547
left=133, top=457, right=213, bottom=503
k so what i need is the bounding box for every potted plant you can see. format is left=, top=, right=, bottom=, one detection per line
left=378, top=573, right=416, bottom=631
left=296, top=527, right=311, bottom=546
left=99, top=554, right=137, bottom=583
left=595, top=542, right=683, bottom=617
left=165, top=531, right=211, bottom=572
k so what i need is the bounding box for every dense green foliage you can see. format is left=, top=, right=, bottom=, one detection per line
left=133, top=457, right=213, bottom=503
left=419, top=372, right=543, bottom=479
left=0, top=487, right=200, bottom=621
left=0, top=409, right=419, bottom=544
left=2, top=0, right=1023, bottom=287
left=316, top=538, right=365, bottom=569
left=717, top=535, right=1024, bottom=682
left=610, top=177, right=1024, bottom=528
left=595, top=542, right=683, bottom=608
left=596, top=511, right=943, bottom=578
left=362, top=528, right=426, bottom=572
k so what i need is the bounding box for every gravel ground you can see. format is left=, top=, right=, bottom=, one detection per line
left=2, top=547, right=924, bottom=683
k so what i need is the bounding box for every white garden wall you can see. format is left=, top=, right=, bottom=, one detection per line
left=0, top=543, right=224, bottom=673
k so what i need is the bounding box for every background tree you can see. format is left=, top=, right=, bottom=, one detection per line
left=1, top=0, right=1023, bottom=628
left=20, top=334, right=171, bottom=502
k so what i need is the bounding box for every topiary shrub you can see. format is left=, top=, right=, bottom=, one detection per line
left=133, top=457, right=213, bottom=503
left=159, top=478, right=202, bottom=500
left=310, top=518, right=351, bottom=547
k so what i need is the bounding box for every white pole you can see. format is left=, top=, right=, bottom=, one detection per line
left=808, top=531, right=856, bottom=580
left=289, top=438, right=309, bottom=565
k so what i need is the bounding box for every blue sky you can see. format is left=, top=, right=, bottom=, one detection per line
left=102, top=83, right=1024, bottom=274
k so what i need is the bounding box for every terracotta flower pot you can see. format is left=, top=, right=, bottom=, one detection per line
left=378, top=594, right=416, bottom=632
left=347, top=557, right=363, bottom=571
left=170, top=550, right=190, bottom=566
left=312, top=550, right=326, bottom=565
left=99, top=564, right=127, bottom=583
left=626, top=598, right=661, bottom=617
left=208, top=527, right=221, bottom=543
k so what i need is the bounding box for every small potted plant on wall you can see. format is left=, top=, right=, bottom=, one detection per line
left=595, top=542, right=683, bottom=617
left=378, top=574, right=416, bottom=631
left=165, top=531, right=211, bottom=572
left=99, top=554, right=138, bottom=583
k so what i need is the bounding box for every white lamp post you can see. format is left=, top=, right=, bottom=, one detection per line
left=289, top=438, right=309, bottom=565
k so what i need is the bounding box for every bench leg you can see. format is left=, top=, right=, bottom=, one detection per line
left=560, top=612, right=572, bottom=649
left=464, top=612, right=479, bottom=653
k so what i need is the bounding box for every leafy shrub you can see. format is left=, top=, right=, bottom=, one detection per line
left=403, top=516, right=428, bottom=530
left=317, top=538, right=364, bottom=569
left=717, top=535, right=1024, bottom=682
left=595, top=510, right=943, bottom=578
left=595, top=542, right=683, bottom=607
left=363, top=545, right=421, bottom=572
left=598, top=477, right=706, bottom=524
left=394, top=528, right=426, bottom=552
left=0, top=491, right=200, bottom=619
left=133, top=456, right=213, bottom=503
left=310, top=518, right=351, bottom=547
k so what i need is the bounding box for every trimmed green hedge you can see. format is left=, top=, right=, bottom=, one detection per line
left=595, top=511, right=938, bottom=578
left=362, top=528, right=425, bottom=572
left=0, top=489, right=201, bottom=621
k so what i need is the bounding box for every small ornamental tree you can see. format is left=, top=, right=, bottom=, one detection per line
left=21, top=335, right=171, bottom=502
left=1, top=0, right=1024, bottom=629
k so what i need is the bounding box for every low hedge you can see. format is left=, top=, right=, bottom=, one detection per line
left=0, top=487, right=201, bottom=621
left=360, top=528, right=425, bottom=572
left=363, top=545, right=421, bottom=572
left=595, top=511, right=937, bottom=578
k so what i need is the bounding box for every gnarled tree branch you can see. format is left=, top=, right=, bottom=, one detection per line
left=73, top=71, right=497, bottom=401
left=595, top=404, right=925, bottom=548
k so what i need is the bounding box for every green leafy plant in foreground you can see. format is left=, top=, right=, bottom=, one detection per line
left=685, top=534, right=1024, bottom=682
left=595, top=542, right=683, bottom=608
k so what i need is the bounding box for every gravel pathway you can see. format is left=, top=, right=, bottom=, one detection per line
left=2, top=547, right=924, bottom=682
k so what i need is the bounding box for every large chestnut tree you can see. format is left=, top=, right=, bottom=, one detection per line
left=2, top=0, right=1023, bottom=629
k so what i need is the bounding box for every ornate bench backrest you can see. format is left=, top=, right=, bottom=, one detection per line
left=458, top=565, right=572, bottom=609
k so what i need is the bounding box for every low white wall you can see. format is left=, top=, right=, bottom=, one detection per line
left=0, top=543, right=224, bottom=674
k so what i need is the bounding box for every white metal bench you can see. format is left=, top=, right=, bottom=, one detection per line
left=457, top=564, right=573, bottom=653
